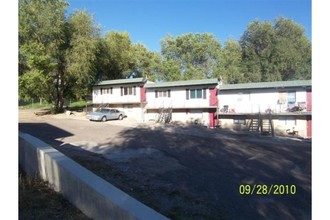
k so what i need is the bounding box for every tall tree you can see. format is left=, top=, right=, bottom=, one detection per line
left=217, top=39, right=243, bottom=83
left=65, top=10, right=99, bottom=100
left=19, top=0, right=99, bottom=112
left=130, top=43, right=162, bottom=81
left=160, top=33, right=222, bottom=81
left=158, top=60, right=182, bottom=82
left=240, top=17, right=311, bottom=82
left=240, top=20, right=277, bottom=82
left=273, top=17, right=311, bottom=80
left=94, top=32, right=134, bottom=80
left=19, top=0, right=69, bottom=110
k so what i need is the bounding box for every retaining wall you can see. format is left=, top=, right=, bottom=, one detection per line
left=19, top=132, right=168, bottom=220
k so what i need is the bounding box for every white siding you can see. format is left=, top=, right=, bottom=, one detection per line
left=93, top=86, right=141, bottom=104
left=219, top=89, right=307, bottom=113
left=146, top=87, right=210, bottom=109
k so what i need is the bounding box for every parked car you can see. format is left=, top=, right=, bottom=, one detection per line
left=86, top=108, right=126, bottom=122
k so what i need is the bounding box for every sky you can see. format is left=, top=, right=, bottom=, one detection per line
left=67, top=0, right=311, bottom=52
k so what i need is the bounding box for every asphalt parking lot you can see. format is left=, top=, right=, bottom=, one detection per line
left=19, top=110, right=311, bottom=220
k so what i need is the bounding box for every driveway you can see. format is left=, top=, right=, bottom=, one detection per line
left=19, top=111, right=311, bottom=220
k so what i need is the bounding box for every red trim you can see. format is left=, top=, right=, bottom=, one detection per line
left=306, top=90, right=312, bottom=112
left=209, top=110, right=217, bottom=127
left=140, top=86, right=146, bottom=102
left=209, top=87, right=218, bottom=127
left=209, top=87, right=218, bottom=106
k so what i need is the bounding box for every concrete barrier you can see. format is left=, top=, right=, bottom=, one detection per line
left=19, top=132, right=168, bottom=220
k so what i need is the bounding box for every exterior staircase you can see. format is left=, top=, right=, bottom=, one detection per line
left=156, top=101, right=172, bottom=123
left=248, top=113, right=274, bottom=136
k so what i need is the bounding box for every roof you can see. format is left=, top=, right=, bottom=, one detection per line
left=145, top=78, right=219, bottom=89
left=94, top=77, right=146, bottom=87
left=218, top=80, right=311, bottom=91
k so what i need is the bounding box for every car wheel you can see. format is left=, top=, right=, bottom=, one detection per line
left=101, top=116, right=107, bottom=122
left=118, top=115, right=123, bottom=120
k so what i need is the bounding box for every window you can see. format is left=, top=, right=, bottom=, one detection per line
left=100, top=88, right=113, bottom=95
left=196, top=89, right=202, bottom=98
left=189, top=89, right=205, bottom=99
left=121, top=87, right=136, bottom=96
left=190, top=90, right=196, bottom=99
left=287, top=92, right=296, bottom=103
left=155, top=90, right=171, bottom=98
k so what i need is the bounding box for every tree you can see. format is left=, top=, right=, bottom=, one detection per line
left=19, top=0, right=69, bottom=110
left=19, top=0, right=99, bottom=112
left=65, top=10, right=99, bottom=100
left=273, top=17, right=311, bottom=80
left=158, top=60, right=182, bottom=81
left=160, top=33, right=222, bottom=81
left=240, top=17, right=311, bottom=82
left=240, top=20, right=277, bottom=82
left=129, top=43, right=162, bottom=81
left=217, top=39, right=243, bottom=84
left=94, top=32, right=134, bottom=80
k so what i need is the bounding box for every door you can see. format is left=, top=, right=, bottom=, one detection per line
left=108, top=109, right=117, bottom=119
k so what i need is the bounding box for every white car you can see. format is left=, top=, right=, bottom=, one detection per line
left=86, top=108, right=126, bottom=122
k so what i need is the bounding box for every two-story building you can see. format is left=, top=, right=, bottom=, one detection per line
left=144, top=78, right=219, bottom=127
left=92, top=77, right=147, bottom=120
left=91, top=78, right=312, bottom=138
left=217, top=80, right=312, bottom=138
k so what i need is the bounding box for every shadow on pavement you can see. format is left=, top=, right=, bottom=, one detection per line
left=19, top=122, right=311, bottom=220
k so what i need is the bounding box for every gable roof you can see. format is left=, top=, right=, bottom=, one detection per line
left=94, top=77, right=146, bottom=87
left=218, top=80, right=311, bottom=91
left=145, top=78, right=219, bottom=89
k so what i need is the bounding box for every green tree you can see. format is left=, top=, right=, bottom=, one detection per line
left=158, top=60, right=182, bottom=81
left=217, top=39, right=243, bottom=83
left=240, top=20, right=277, bottom=82
left=160, top=33, right=222, bottom=81
left=19, top=0, right=69, bottom=110
left=19, top=0, right=99, bottom=112
left=94, top=32, right=134, bottom=80
left=65, top=10, right=99, bottom=100
left=130, top=43, right=162, bottom=81
left=273, top=17, right=311, bottom=80
left=240, top=17, right=311, bottom=82
left=95, top=33, right=162, bottom=81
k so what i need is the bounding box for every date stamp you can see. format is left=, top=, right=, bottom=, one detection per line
left=239, top=184, right=296, bottom=195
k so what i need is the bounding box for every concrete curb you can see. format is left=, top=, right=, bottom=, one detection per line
left=19, top=132, right=168, bottom=220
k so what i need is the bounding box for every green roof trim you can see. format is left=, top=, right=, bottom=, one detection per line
left=94, top=77, right=146, bottom=86
left=145, top=78, right=219, bottom=88
left=218, top=80, right=311, bottom=91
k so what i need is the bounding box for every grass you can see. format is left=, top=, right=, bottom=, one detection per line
left=19, top=100, right=90, bottom=110
left=18, top=102, right=52, bottom=109
left=19, top=169, right=91, bottom=220
left=67, top=100, right=87, bottom=108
